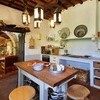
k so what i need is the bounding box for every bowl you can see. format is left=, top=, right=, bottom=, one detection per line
left=33, top=63, right=44, bottom=71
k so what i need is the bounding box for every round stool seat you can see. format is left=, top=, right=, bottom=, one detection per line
left=67, top=84, right=90, bottom=100
left=9, top=86, right=36, bottom=100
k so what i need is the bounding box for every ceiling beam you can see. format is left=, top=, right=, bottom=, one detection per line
left=0, top=0, right=24, bottom=11
left=57, top=0, right=67, bottom=9
left=67, top=0, right=75, bottom=6
left=78, top=0, right=83, bottom=4
left=31, top=0, right=47, bottom=8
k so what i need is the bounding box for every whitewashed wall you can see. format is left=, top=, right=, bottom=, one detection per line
left=47, top=0, right=100, bottom=57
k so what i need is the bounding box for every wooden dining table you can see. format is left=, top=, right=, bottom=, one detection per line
left=14, top=60, right=78, bottom=100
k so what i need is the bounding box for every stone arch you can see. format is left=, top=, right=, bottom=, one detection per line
left=1, top=31, right=18, bottom=55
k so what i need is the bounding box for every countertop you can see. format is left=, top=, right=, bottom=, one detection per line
left=41, top=53, right=100, bottom=62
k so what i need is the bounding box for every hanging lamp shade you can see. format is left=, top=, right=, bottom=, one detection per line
left=22, top=9, right=30, bottom=25
left=50, top=20, right=55, bottom=28
left=34, top=20, right=41, bottom=28
left=54, top=8, right=61, bottom=24
left=34, top=4, right=44, bottom=21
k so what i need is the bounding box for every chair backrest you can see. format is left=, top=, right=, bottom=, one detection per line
left=5, top=56, right=18, bottom=67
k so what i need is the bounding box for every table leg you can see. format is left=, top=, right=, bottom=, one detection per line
left=18, top=69, right=24, bottom=86
left=61, top=83, right=67, bottom=100
left=39, top=81, right=45, bottom=100
left=44, top=84, right=49, bottom=100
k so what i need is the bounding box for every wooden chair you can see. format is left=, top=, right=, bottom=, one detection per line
left=67, top=84, right=90, bottom=100
left=0, top=55, right=18, bottom=73
left=9, top=86, right=36, bottom=100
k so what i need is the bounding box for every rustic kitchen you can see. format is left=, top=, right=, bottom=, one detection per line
left=0, top=0, right=100, bottom=100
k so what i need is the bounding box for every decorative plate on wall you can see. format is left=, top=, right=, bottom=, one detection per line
left=74, top=25, right=88, bottom=38
left=58, top=27, right=70, bottom=39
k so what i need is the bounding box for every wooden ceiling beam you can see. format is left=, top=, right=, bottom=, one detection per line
left=27, top=1, right=36, bottom=7
left=67, top=0, right=75, bottom=6
left=0, top=0, right=24, bottom=11
left=57, top=0, right=67, bottom=9
left=78, top=0, right=83, bottom=4
left=31, top=0, right=47, bottom=8
left=8, top=2, right=24, bottom=10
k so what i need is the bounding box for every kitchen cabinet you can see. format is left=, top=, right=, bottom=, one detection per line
left=50, top=55, right=59, bottom=64
left=93, top=62, right=100, bottom=89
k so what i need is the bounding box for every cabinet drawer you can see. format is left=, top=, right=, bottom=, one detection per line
left=94, top=69, right=100, bottom=77
left=94, top=78, right=100, bottom=87
left=93, top=62, right=100, bottom=68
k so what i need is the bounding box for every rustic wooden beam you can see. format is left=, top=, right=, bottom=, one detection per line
left=78, top=0, right=83, bottom=4
left=31, top=0, right=47, bottom=8
left=57, top=0, right=67, bottom=9
left=0, top=0, right=24, bottom=11
left=67, top=0, right=75, bottom=6
left=0, top=26, right=30, bottom=33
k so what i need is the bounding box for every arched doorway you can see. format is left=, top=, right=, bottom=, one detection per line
left=0, top=31, right=18, bottom=56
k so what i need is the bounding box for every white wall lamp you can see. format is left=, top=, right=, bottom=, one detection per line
left=54, top=8, right=61, bottom=24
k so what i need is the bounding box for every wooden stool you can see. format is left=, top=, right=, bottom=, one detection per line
left=67, top=84, right=90, bottom=100
left=9, top=86, right=36, bottom=100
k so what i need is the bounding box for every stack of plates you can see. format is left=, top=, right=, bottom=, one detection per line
left=33, top=63, right=44, bottom=71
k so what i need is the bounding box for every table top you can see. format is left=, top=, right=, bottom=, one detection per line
left=15, top=60, right=78, bottom=87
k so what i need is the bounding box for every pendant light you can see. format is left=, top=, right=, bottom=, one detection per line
left=50, top=20, right=55, bottom=28
left=22, top=0, right=30, bottom=25
left=22, top=9, right=30, bottom=25
left=54, top=8, right=61, bottom=24
left=34, top=20, right=41, bottom=28
left=34, top=4, right=44, bottom=21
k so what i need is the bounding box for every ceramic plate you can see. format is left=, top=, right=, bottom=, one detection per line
left=58, top=27, right=70, bottom=39
left=74, top=25, right=88, bottom=37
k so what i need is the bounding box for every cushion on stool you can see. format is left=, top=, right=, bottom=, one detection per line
left=9, top=86, right=36, bottom=100
left=67, top=84, right=90, bottom=100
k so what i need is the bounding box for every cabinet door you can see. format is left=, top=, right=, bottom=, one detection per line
left=50, top=55, right=59, bottom=64
left=94, top=78, right=100, bottom=87
left=93, top=62, right=100, bottom=68
left=94, top=69, right=100, bottom=77
left=93, top=61, right=100, bottom=89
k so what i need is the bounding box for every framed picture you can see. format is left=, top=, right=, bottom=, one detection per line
left=29, top=36, right=35, bottom=49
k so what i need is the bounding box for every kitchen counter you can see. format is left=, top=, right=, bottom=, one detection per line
left=41, top=53, right=100, bottom=62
